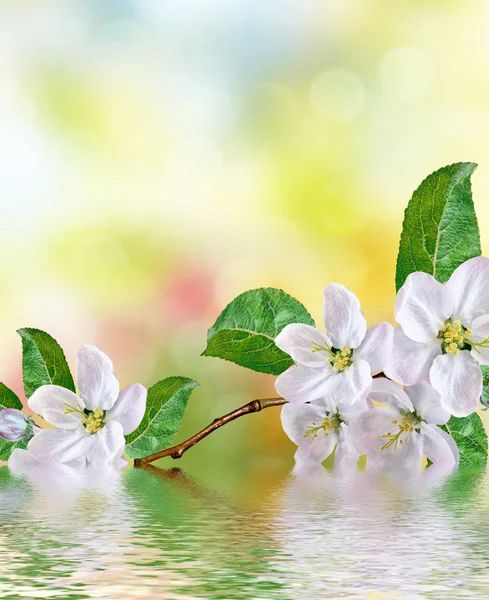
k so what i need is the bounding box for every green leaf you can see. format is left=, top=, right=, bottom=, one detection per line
left=17, top=328, right=75, bottom=398
left=0, top=439, right=27, bottom=462
left=441, top=413, right=488, bottom=467
left=202, top=288, right=314, bottom=375
left=395, top=162, right=480, bottom=291
left=0, top=383, right=23, bottom=411
left=125, top=376, right=199, bottom=459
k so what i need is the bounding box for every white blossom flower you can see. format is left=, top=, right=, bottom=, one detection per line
left=384, top=257, right=489, bottom=416
left=18, top=345, right=147, bottom=466
left=281, top=394, right=368, bottom=467
left=275, top=283, right=393, bottom=404
left=348, top=379, right=459, bottom=474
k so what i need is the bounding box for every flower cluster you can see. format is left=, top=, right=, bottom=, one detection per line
left=276, top=257, right=489, bottom=475
left=6, top=345, right=147, bottom=472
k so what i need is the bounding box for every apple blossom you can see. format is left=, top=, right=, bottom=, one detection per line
left=384, top=257, right=489, bottom=416
left=348, top=379, right=459, bottom=474
left=275, top=283, right=393, bottom=404
left=18, top=345, right=147, bottom=466
left=281, top=394, right=368, bottom=467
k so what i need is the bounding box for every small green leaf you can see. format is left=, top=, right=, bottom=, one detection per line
left=0, top=383, right=23, bottom=411
left=0, top=439, right=27, bottom=462
left=202, top=288, right=314, bottom=375
left=17, top=328, right=75, bottom=398
left=125, top=377, right=199, bottom=460
left=441, top=413, right=488, bottom=467
left=396, top=162, right=480, bottom=291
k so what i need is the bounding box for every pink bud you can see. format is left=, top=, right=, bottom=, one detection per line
left=0, top=408, right=33, bottom=442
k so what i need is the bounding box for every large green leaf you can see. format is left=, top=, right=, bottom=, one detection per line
left=202, top=288, right=314, bottom=375
left=0, top=383, right=23, bottom=411
left=17, top=328, right=75, bottom=398
left=395, top=162, right=480, bottom=291
left=441, top=413, right=488, bottom=467
left=125, top=376, right=199, bottom=459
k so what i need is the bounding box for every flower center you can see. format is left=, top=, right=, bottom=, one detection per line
left=328, top=346, right=353, bottom=372
left=83, top=408, right=105, bottom=434
left=378, top=412, right=422, bottom=452
left=438, top=319, right=472, bottom=356
left=304, top=411, right=342, bottom=442
left=310, top=340, right=353, bottom=372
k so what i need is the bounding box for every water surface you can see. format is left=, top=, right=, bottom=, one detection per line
left=1, top=462, right=489, bottom=599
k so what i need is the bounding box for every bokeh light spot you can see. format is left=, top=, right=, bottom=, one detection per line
left=310, top=67, right=365, bottom=122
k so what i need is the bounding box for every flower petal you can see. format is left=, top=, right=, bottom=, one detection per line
left=354, top=322, right=394, bottom=375
left=446, top=256, right=489, bottom=324
left=328, top=359, right=372, bottom=404
left=85, top=421, right=125, bottom=465
left=429, top=425, right=460, bottom=466
left=28, top=385, right=85, bottom=429
left=430, top=351, right=482, bottom=417
left=337, top=396, right=370, bottom=424
left=347, top=407, right=400, bottom=455
left=468, top=314, right=489, bottom=365
left=27, top=427, right=89, bottom=464
left=367, top=432, right=423, bottom=475
left=367, top=378, right=414, bottom=412
left=395, top=272, right=453, bottom=343
left=76, top=345, right=120, bottom=411
left=8, top=448, right=39, bottom=473
left=281, top=403, right=337, bottom=463
left=275, top=365, right=334, bottom=404
left=422, top=424, right=458, bottom=472
left=106, top=383, right=147, bottom=435
left=333, top=437, right=359, bottom=473
left=275, top=323, right=332, bottom=367
left=384, top=328, right=442, bottom=385
left=323, top=283, right=366, bottom=349
left=404, top=382, right=449, bottom=425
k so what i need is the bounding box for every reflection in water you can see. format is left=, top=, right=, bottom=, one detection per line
left=1, top=462, right=489, bottom=598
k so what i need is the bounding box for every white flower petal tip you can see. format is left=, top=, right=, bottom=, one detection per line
left=368, top=378, right=414, bottom=412
left=8, top=448, right=39, bottom=474
left=76, top=345, right=120, bottom=411
left=106, top=383, right=147, bottom=435
left=447, top=256, right=489, bottom=324
left=323, top=283, right=367, bottom=349
left=422, top=424, right=459, bottom=475
left=84, top=421, right=126, bottom=465
left=404, top=382, right=449, bottom=425
left=355, top=322, right=394, bottom=375
left=275, top=365, right=333, bottom=404
left=275, top=323, right=332, bottom=367
left=27, top=427, right=90, bottom=465
left=384, top=329, right=441, bottom=385
left=28, top=385, right=85, bottom=429
left=430, top=352, right=482, bottom=417
left=395, top=272, right=453, bottom=343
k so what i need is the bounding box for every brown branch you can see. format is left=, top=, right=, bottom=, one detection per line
left=133, top=397, right=286, bottom=466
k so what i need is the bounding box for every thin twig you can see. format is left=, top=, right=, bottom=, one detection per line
left=134, top=397, right=286, bottom=466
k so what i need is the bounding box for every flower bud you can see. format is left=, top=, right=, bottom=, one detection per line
left=0, top=408, right=33, bottom=442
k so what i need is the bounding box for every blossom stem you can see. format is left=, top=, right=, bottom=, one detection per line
left=133, top=397, right=287, bottom=466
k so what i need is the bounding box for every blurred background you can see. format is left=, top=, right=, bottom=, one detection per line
left=1, top=0, right=489, bottom=486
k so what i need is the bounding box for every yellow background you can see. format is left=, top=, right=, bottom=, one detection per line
left=1, top=1, right=488, bottom=476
